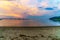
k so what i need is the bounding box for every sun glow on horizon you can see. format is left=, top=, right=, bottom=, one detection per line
left=0, top=0, right=60, bottom=18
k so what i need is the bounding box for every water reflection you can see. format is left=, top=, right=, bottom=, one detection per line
left=0, top=20, right=44, bottom=26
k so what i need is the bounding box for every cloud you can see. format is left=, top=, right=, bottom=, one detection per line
left=0, top=0, right=59, bottom=18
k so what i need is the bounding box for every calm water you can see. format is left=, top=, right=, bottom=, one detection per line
left=0, top=19, right=60, bottom=27
left=0, top=20, right=45, bottom=27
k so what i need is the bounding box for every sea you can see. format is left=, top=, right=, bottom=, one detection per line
left=0, top=19, right=45, bottom=27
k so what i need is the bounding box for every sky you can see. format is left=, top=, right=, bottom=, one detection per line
left=0, top=0, right=60, bottom=26
left=0, top=0, right=60, bottom=18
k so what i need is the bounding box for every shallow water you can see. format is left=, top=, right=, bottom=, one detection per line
left=0, top=20, right=45, bottom=27
left=0, top=18, right=60, bottom=27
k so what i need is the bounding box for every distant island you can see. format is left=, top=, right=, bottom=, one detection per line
left=49, top=16, right=60, bottom=22
left=0, top=18, right=30, bottom=20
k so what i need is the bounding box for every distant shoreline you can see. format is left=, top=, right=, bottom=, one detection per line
left=0, top=18, right=30, bottom=20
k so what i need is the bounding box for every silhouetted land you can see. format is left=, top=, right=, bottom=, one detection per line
left=50, top=16, right=60, bottom=22
left=0, top=18, right=30, bottom=20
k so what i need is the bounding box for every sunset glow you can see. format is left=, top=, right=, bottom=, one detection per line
left=0, top=0, right=60, bottom=26
left=0, top=0, right=60, bottom=18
